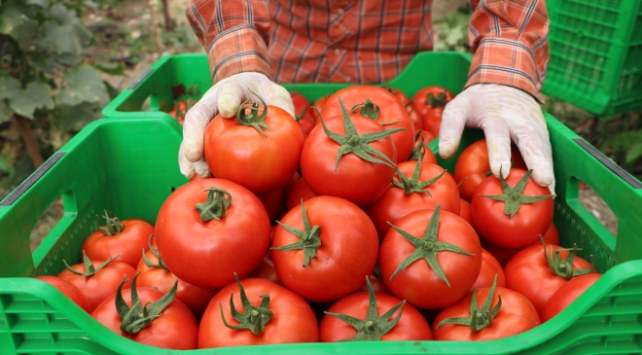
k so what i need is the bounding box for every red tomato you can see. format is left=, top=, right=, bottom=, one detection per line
left=541, top=273, right=601, bottom=322
left=380, top=206, right=482, bottom=309
left=198, top=277, right=319, bottom=348
left=292, top=92, right=316, bottom=137
left=248, top=251, right=282, bottom=285
left=92, top=280, right=198, bottom=349
left=471, top=169, right=554, bottom=249
left=411, top=86, right=454, bottom=137
left=480, top=239, right=518, bottom=268
left=365, top=160, right=460, bottom=240
left=155, top=178, right=271, bottom=289
left=36, top=276, right=91, bottom=313
left=81, top=212, right=154, bottom=268
left=454, top=139, right=527, bottom=202
left=321, top=86, right=415, bottom=162
left=301, top=110, right=397, bottom=206
left=471, top=249, right=506, bottom=290
left=282, top=171, right=301, bottom=199
left=285, top=177, right=317, bottom=212
left=406, top=104, right=423, bottom=132
left=189, top=174, right=213, bottom=182
left=291, top=92, right=311, bottom=114
left=203, top=104, right=304, bottom=193
left=137, top=248, right=217, bottom=318
left=408, top=130, right=437, bottom=164
left=311, top=94, right=330, bottom=122
left=256, top=187, right=283, bottom=224
left=433, top=285, right=540, bottom=341
left=540, top=223, right=560, bottom=245
left=271, top=196, right=379, bottom=302
left=355, top=273, right=391, bottom=295
left=504, top=243, right=596, bottom=316
left=58, top=256, right=135, bottom=312
left=320, top=290, right=432, bottom=341
left=459, top=198, right=472, bottom=226
left=169, top=99, right=199, bottom=125
left=384, top=86, right=411, bottom=106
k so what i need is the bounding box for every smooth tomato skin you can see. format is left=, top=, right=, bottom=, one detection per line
left=411, top=86, right=455, bottom=117
left=58, top=261, right=135, bottom=312
left=155, top=179, right=271, bottom=289
left=541, top=273, right=601, bottom=322
left=380, top=209, right=482, bottom=309
left=203, top=105, right=304, bottom=193
left=540, top=223, right=560, bottom=245
left=385, top=87, right=411, bottom=106
left=189, top=174, right=213, bottom=182
left=257, top=187, right=283, bottom=224
left=365, top=161, right=460, bottom=240
left=311, top=95, right=330, bottom=121
left=36, top=276, right=91, bottom=313
left=421, top=109, right=445, bottom=138
left=433, top=286, right=540, bottom=341
left=82, top=218, right=154, bottom=268
left=198, top=278, right=319, bottom=348
left=285, top=177, right=317, bottom=212
left=504, top=244, right=596, bottom=316
left=282, top=171, right=301, bottom=199
left=301, top=114, right=397, bottom=207
left=320, top=292, right=432, bottom=342
left=291, top=92, right=310, bottom=114
left=320, top=86, right=415, bottom=162
left=355, top=274, right=391, bottom=295
left=272, top=196, right=379, bottom=302
left=481, top=239, right=518, bottom=268
left=471, top=249, right=506, bottom=291
left=459, top=198, right=472, bottom=226
left=248, top=251, right=282, bottom=285
left=471, top=169, right=554, bottom=249
left=92, top=287, right=198, bottom=350
left=407, top=107, right=423, bottom=133
left=136, top=250, right=217, bottom=319
left=454, top=139, right=527, bottom=202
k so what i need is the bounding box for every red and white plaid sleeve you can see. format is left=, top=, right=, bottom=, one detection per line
left=185, top=0, right=272, bottom=83
left=466, top=0, right=550, bottom=102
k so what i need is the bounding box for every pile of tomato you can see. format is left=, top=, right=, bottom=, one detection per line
left=36, top=85, right=601, bottom=350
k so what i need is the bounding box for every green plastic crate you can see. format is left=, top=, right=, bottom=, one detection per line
left=542, top=0, right=642, bottom=118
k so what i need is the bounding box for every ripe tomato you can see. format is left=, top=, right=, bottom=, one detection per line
left=541, top=273, right=601, bottom=322
left=58, top=254, right=135, bottom=312
left=301, top=108, right=397, bottom=206
left=198, top=277, right=318, bottom=348
left=321, top=86, right=415, bottom=162
left=471, top=169, right=554, bottom=249
left=137, top=246, right=217, bottom=318
left=285, top=177, right=317, bottom=212
left=454, top=139, right=527, bottom=202
left=366, top=160, right=460, bottom=240
left=81, top=211, right=154, bottom=268
left=282, top=171, right=301, bottom=199
left=189, top=174, right=213, bottom=182
left=320, top=279, right=432, bottom=341
left=459, top=198, right=472, bottom=226
left=256, top=187, right=283, bottom=224
left=540, top=223, right=560, bottom=245
left=406, top=104, right=422, bottom=132
left=248, top=251, right=282, bottom=285
left=407, top=130, right=437, bottom=164
left=355, top=273, right=391, bottom=295
left=36, top=276, right=91, bottom=313
left=311, top=94, right=330, bottom=121
left=155, top=178, right=271, bottom=289
left=271, top=196, right=379, bottom=302
left=203, top=103, right=304, bottom=193
left=504, top=243, right=595, bottom=316
left=384, top=86, right=411, bottom=106
left=411, top=86, right=454, bottom=137
left=480, top=239, right=518, bottom=268
left=92, top=277, right=198, bottom=349
left=292, top=92, right=316, bottom=137
left=168, top=99, right=198, bottom=125
left=433, top=282, right=540, bottom=341
left=380, top=206, right=482, bottom=309
left=471, top=249, right=505, bottom=290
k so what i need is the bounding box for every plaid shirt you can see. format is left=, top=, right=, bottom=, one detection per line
left=186, top=0, right=549, bottom=100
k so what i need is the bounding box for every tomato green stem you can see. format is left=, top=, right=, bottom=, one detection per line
left=542, top=238, right=594, bottom=280
left=426, top=91, right=447, bottom=107
left=63, top=250, right=114, bottom=277
left=235, top=90, right=271, bottom=136
left=324, top=276, right=405, bottom=341
left=408, top=132, right=427, bottom=162
left=392, top=153, right=445, bottom=196
left=480, top=168, right=553, bottom=217
left=271, top=200, right=321, bottom=267
left=98, top=210, right=124, bottom=236
left=219, top=273, right=273, bottom=335
left=351, top=99, right=381, bottom=120
left=195, top=187, right=232, bottom=222
left=141, top=234, right=169, bottom=271
left=387, top=204, right=475, bottom=286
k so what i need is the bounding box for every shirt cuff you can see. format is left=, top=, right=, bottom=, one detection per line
left=465, top=38, right=544, bottom=103
left=207, top=26, right=272, bottom=83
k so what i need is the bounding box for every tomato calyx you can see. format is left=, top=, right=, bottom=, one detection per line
left=393, top=155, right=445, bottom=196
left=324, top=277, right=406, bottom=341
left=351, top=99, right=381, bottom=120
left=219, top=273, right=274, bottom=335
left=63, top=250, right=114, bottom=277
left=141, top=234, right=169, bottom=271
left=116, top=273, right=178, bottom=335
left=543, top=239, right=594, bottom=280
left=271, top=200, right=321, bottom=267
left=480, top=168, right=553, bottom=217
left=408, top=132, right=428, bottom=161
left=436, top=274, right=502, bottom=332
left=195, top=187, right=232, bottom=222
left=426, top=92, right=447, bottom=107
left=387, top=204, right=475, bottom=286
left=236, top=91, right=271, bottom=136
left=320, top=97, right=403, bottom=171
left=98, top=210, right=124, bottom=236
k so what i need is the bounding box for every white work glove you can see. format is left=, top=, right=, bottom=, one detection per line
left=439, top=84, right=555, bottom=194
left=178, top=72, right=295, bottom=178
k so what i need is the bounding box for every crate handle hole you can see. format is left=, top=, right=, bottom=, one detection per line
left=30, top=196, right=65, bottom=253
left=574, top=178, right=618, bottom=239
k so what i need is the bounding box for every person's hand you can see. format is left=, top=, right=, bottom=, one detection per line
left=178, top=72, right=294, bottom=178
left=438, top=84, right=555, bottom=194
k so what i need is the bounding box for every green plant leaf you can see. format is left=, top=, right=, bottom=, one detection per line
left=0, top=2, right=38, bottom=43
left=626, top=143, right=642, bottom=164
left=41, top=4, right=91, bottom=56
left=8, top=82, right=54, bottom=119
left=93, top=61, right=124, bottom=76
left=0, top=77, right=21, bottom=100
left=0, top=101, right=12, bottom=123
left=54, top=102, right=102, bottom=132
left=57, top=65, right=110, bottom=106
left=27, top=0, right=51, bottom=7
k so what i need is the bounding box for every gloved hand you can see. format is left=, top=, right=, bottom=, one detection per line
left=438, top=83, right=555, bottom=194
left=178, top=72, right=295, bottom=178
